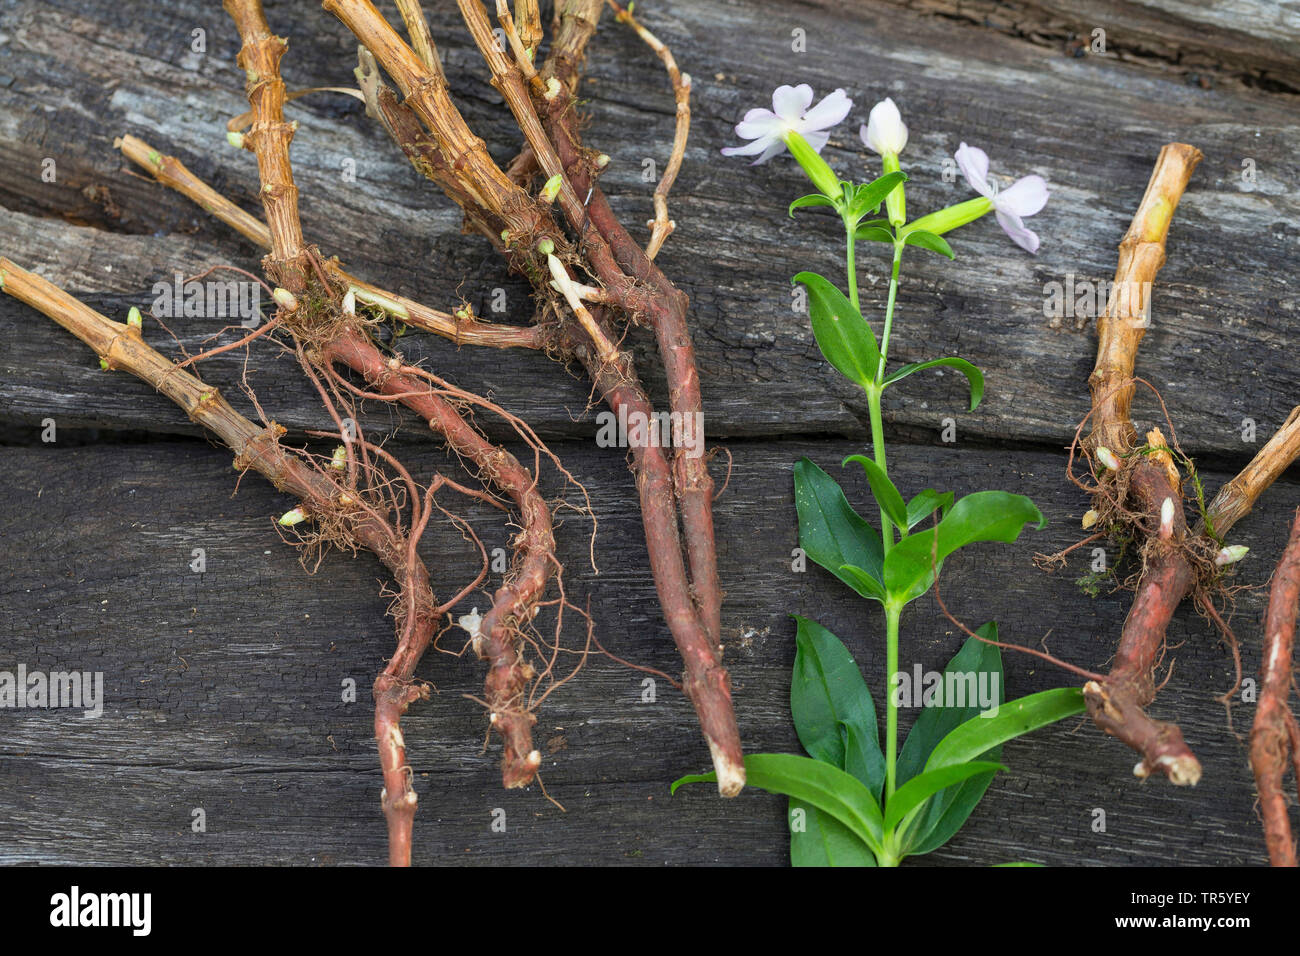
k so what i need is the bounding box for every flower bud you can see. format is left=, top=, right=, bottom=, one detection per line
left=1215, top=545, right=1250, bottom=567
left=861, top=98, right=908, bottom=157
left=1081, top=509, right=1099, bottom=529
left=331, top=446, right=347, bottom=471
left=537, top=237, right=556, bottom=256
left=1096, top=447, right=1120, bottom=471
left=342, top=289, right=356, bottom=315
left=226, top=131, right=245, bottom=149
left=595, top=153, right=611, bottom=168
left=126, top=306, right=143, bottom=328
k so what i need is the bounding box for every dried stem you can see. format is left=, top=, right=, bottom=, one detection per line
left=608, top=0, right=690, bottom=259
left=224, top=0, right=306, bottom=284
left=323, top=0, right=548, bottom=240
left=1204, top=406, right=1300, bottom=537
left=1086, top=142, right=1202, bottom=458
left=394, top=0, right=442, bottom=78
left=117, top=134, right=542, bottom=349
left=1251, top=509, right=1300, bottom=867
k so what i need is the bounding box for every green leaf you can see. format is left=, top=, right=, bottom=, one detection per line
left=895, top=626, right=1005, bottom=854
left=903, top=229, right=955, bottom=259
left=793, top=271, right=881, bottom=389
left=788, top=618, right=886, bottom=864
left=924, top=687, right=1087, bottom=774
left=905, top=764, right=1001, bottom=856
left=669, top=772, right=714, bottom=794
left=790, top=616, right=885, bottom=798
left=674, top=754, right=885, bottom=853
left=884, top=491, right=1045, bottom=602
left=900, top=689, right=1086, bottom=856
left=896, top=626, right=1003, bottom=786
left=840, top=565, right=888, bottom=604
left=884, top=357, right=985, bottom=411
left=789, top=193, right=840, bottom=218
left=790, top=800, right=879, bottom=867
left=905, top=489, right=955, bottom=529
left=794, top=458, right=884, bottom=596
left=843, top=454, right=908, bottom=529
left=994, top=861, right=1044, bottom=867
left=855, top=225, right=896, bottom=244
left=883, top=760, right=1006, bottom=832
left=848, top=171, right=908, bottom=221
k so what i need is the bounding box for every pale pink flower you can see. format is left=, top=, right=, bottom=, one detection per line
left=955, top=142, right=1050, bottom=253
left=721, top=84, right=853, bottom=165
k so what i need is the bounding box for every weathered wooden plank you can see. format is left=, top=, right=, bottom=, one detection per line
left=1, top=437, right=1291, bottom=865
left=874, top=0, right=1300, bottom=92
left=1, top=0, right=1297, bottom=455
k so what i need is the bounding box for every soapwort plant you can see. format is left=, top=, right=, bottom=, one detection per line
left=674, top=89, right=1084, bottom=865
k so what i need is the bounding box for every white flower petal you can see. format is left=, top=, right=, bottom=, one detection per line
left=955, top=142, right=991, bottom=198
left=721, top=134, right=781, bottom=158
left=750, top=138, right=789, bottom=165
left=798, top=88, right=852, bottom=132
left=995, top=209, right=1040, bottom=254
left=734, top=109, right=782, bottom=140
left=771, top=84, right=814, bottom=122
left=994, top=174, right=1049, bottom=218
left=800, top=129, right=832, bottom=154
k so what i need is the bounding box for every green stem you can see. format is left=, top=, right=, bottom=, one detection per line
left=844, top=220, right=860, bottom=318
left=867, top=387, right=892, bottom=555
left=846, top=220, right=895, bottom=555
left=878, top=240, right=903, bottom=382
left=884, top=602, right=902, bottom=801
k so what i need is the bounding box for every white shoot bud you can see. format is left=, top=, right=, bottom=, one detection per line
left=1096, top=447, right=1120, bottom=471
left=458, top=607, right=484, bottom=640
left=272, top=287, right=299, bottom=312
left=1215, top=545, right=1250, bottom=567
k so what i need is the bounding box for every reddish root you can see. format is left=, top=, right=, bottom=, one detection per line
left=1083, top=462, right=1203, bottom=785
left=1250, top=508, right=1300, bottom=866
